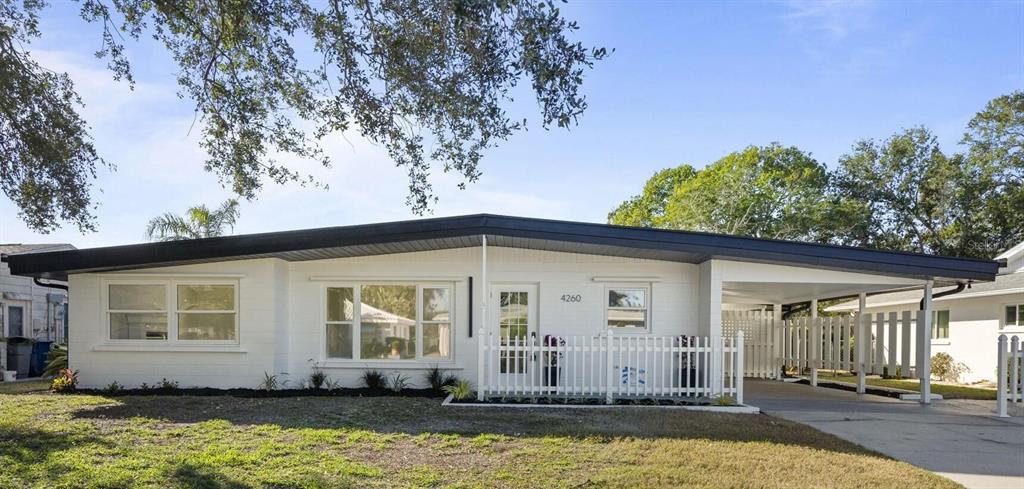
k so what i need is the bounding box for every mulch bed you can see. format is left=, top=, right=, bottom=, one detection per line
left=74, top=386, right=446, bottom=398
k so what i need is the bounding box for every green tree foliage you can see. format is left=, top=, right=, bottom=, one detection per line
left=2, top=0, right=608, bottom=232
left=0, top=1, right=107, bottom=233
left=609, top=144, right=834, bottom=241
left=145, top=199, right=240, bottom=241
left=960, top=91, right=1024, bottom=256
left=610, top=92, right=1024, bottom=259
left=830, top=127, right=969, bottom=255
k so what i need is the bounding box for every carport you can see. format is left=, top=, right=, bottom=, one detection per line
left=712, top=259, right=968, bottom=403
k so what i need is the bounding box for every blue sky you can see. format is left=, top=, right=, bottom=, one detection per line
left=2, top=0, right=1021, bottom=248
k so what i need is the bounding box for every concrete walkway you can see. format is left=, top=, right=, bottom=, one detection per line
left=746, top=380, right=1024, bottom=489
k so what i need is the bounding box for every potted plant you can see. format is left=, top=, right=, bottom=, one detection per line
left=676, top=335, right=703, bottom=389
left=386, top=337, right=406, bottom=359
left=543, top=335, right=565, bottom=388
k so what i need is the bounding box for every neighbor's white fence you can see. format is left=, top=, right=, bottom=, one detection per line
left=481, top=331, right=745, bottom=404
left=780, top=312, right=923, bottom=379
left=996, top=334, right=1022, bottom=418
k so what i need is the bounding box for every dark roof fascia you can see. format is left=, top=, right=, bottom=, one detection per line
left=6, top=214, right=1000, bottom=281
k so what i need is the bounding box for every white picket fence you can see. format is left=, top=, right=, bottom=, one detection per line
left=480, top=331, right=745, bottom=404
left=996, top=334, right=1023, bottom=418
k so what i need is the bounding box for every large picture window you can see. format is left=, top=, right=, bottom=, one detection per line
left=323, top=283, right=453, bottom=361
left=106, top=281, right=238, bottom=343
left=606, top=286, right=649, bottom=331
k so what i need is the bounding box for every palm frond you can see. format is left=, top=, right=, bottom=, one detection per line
left=145, top=200, right=241, bottom=241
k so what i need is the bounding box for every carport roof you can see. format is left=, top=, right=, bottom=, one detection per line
left=4, top=214, right=1000, bottom=281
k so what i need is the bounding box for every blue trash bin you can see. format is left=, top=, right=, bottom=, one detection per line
left=30, top=341, right=53, bottom=377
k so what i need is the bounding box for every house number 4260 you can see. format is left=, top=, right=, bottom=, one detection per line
left=560, top=294, right=582, bottom=303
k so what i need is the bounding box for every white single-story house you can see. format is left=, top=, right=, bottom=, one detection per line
left=827, top=241, right=1024, bottom=384
left=5, top=215, right=999, bottom=402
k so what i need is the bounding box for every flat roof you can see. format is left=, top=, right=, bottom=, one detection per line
left=5, top=214, right=1000, bottom=281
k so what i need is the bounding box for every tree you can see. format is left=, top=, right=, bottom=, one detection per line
left=608, top=93, right=1024, bottom=259
left=607, top=165, right=697, bottom=228
left=830, top=127, right=968, bottom=255
left=2, top=1, right=608, bottom=233
left=145, top=199, right=240, bottom=241
left=609, top=144, right=834, bottom=241
left=960, top=91, right=1024, bottom=257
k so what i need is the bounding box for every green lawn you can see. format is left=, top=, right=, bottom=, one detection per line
left=0, top=381, right=958, bottom=488
left=817, top=373, right=997, bottom=400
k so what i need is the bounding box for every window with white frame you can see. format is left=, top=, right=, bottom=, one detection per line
left=606, top=286, right=649, bottom=331
left=323, top=283, right=453, bottom=361
left=106, top=281, right=237, bottom=342
left=932, top=310, right=949, bottom=340
left=1004, top=303, right=1024, bottom=329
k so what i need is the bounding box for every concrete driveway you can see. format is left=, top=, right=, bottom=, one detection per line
left=746, top=380, right=1024, bottom=489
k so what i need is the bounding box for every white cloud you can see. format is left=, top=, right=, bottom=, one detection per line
left=781, top=0, right=877, bottom=39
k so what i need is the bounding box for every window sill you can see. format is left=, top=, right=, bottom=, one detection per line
left=931, top=340, right=951, bottom=346
left=317, top=360, right=462, bottom=370
left=92, top=344, right=247, bottom=353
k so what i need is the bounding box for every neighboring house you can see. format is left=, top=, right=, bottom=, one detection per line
left=1, top=244, right=74, bottom=377
left=826, top=241, right=1024, bottom=383
left=6, top=215, right=997, bottom=396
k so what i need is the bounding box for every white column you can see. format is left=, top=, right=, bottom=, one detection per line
left=919, top=279, right=933, bottom=404
left=476, top=235, right=488, bottom=401
left=698, top=260, right=723, bottom=339
left=772, top=303, right=783, bottom=380
left=698, top=260, right=723, bottom=389
left=856, top=293, right=867, bottom=394
left=810, top=299, right=819, bottom=387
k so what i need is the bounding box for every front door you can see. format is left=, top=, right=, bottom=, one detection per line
left=491, top=285, right=538, bottom=386
left=4, top=301, right=28, bottom=338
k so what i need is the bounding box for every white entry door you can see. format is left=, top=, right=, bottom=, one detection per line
left=491, top=284, right=538, bottom=386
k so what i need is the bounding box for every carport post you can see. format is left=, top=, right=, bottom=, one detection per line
left=997, top=334, right=1008, bottom=418
left=477, top=234, right=487, bottom=401
left=919, top=280, right=934, bottom=404
left=810, top=299, right=819, bottom=387
left=772, top=304, right=783, bottom=380
left=856, top=293, right=866, bottom=394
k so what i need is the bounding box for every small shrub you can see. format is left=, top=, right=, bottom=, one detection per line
left=50, top=369, right=78, bottom=393
left=424, top=366, right=458, bottom=391
left=389, top=372, right=410, bottom=392
left=260, top=372, right=288, bottom=391
left=324, top=377, right=342, bottom=390
left=443, top=379, right=474, bottom=400
left=362, top=369, right=387, bottom=390
left=309, top=366, right=327, bottom=390
left=158, top=378, right=179, bottom=390
left=713, top=395, right=736, bottom=406
left=104, top=381, right=123, bottom=394
left=932, top=352, right=970, bottom=383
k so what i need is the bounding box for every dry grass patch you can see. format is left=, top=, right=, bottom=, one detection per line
left=0, top=380, right=958, bottom=488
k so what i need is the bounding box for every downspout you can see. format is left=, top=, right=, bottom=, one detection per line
left=33, top=278, right=68, bottom=291
left=918, top=281, right=967, bottom=311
